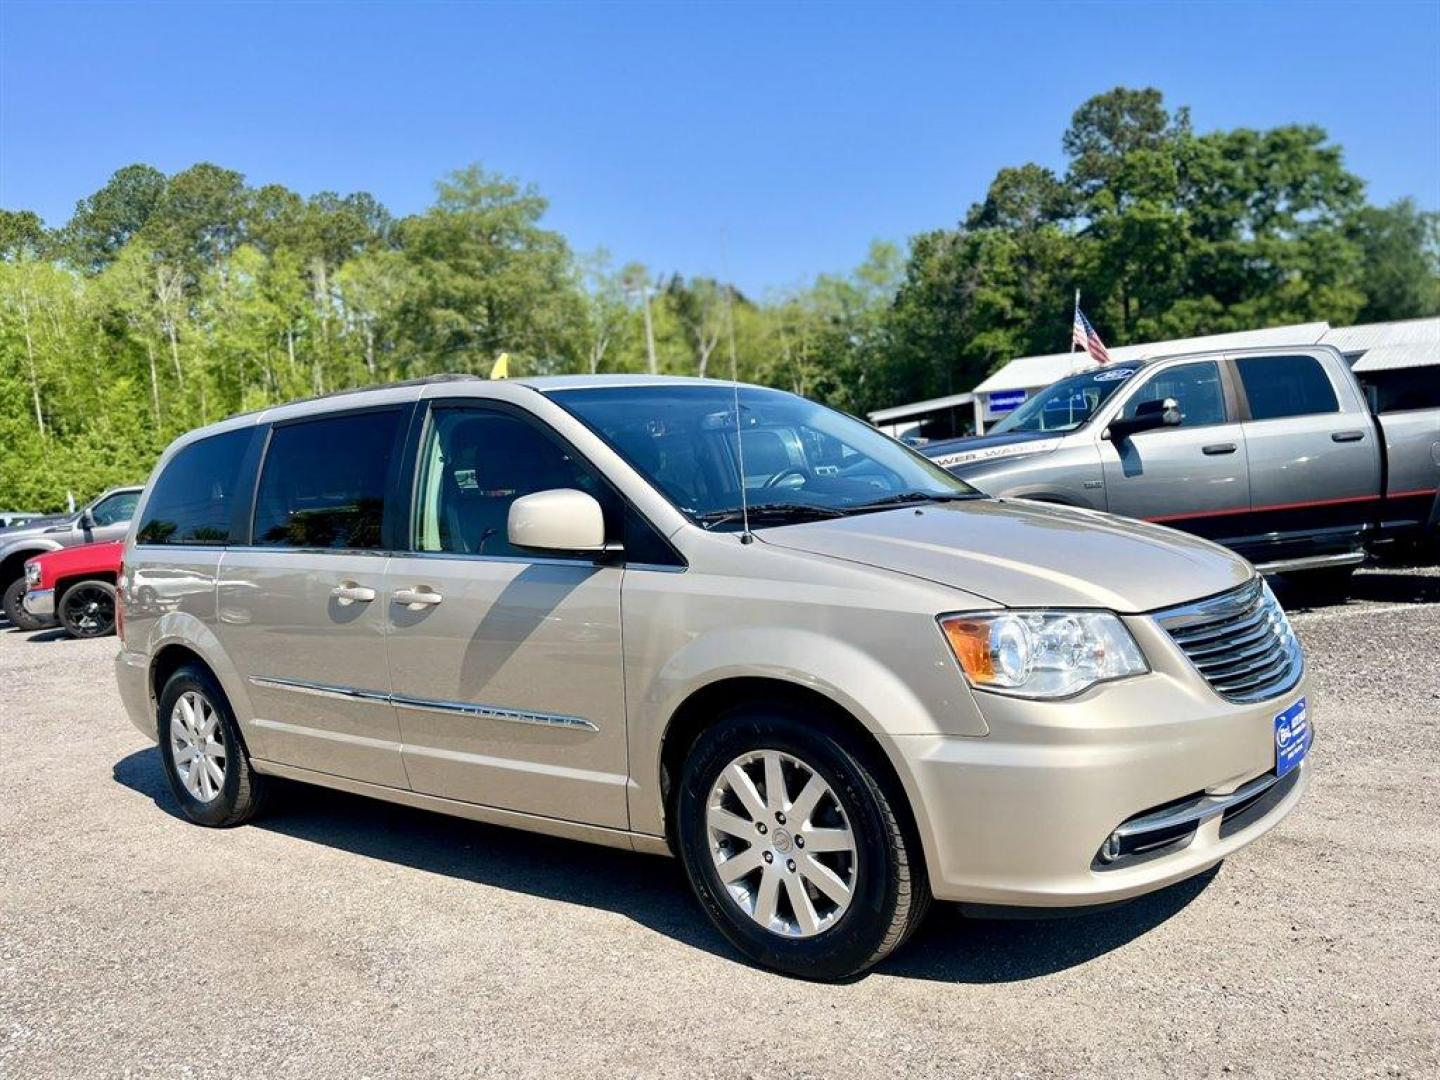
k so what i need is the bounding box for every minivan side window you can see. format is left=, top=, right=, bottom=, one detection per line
left=253, top=410, right=403, bottom=550
left=1122, top=361, right=1227, bottom=427
left=136, top=430, right=252, bottom=546
left=1236, top=355, right=1339, bottom=420
left=91, top=490, right=140, bottom=526
left=415, top=407, right=615, bottom=559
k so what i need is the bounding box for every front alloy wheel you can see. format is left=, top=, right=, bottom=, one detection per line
left=706, top=749, right=857, bottom=938
left=676, top=705, right=930, bottom=981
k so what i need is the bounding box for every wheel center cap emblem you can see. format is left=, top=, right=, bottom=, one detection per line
left=772, top=828, right=793, bottom=854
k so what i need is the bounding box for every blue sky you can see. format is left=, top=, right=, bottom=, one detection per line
left=2, top=1, right=1437, bottom=295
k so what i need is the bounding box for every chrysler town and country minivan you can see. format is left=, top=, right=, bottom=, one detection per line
left=116, top=375, right=1311, bottom=979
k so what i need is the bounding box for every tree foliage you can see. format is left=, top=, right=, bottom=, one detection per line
left=1, top=87, right=1436, bottom=509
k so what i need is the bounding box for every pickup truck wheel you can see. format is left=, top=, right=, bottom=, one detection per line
left=675, top=706, right=930, bottom=981
left=157, top=664, right=270, bottom=827
left=58, top=581, right=117, bottom=638
left=2, top=578, right=47, bottom=632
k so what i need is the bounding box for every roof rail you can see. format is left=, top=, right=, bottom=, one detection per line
left=226, top=373, right=485, bottom=420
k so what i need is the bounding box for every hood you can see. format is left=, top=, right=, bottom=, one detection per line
left=0, top=514, right=73, bottom=543
left=756, top=498, right=1252, bottom=612
left=923, top=430, right=1064, bottom=471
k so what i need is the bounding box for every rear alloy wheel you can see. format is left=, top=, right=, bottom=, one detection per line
left=58, top=581, right=117, bottom=638
left=2, top=577, right=47, bottom=632
left=676, top=706, right=930, bottom=980
left=158, top=664, right=270, bottom=827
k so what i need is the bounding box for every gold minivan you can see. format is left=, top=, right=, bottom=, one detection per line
left=116, top=375, right=1310, bottom=979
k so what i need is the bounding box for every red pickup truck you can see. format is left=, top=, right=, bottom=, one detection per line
left=23, top=541, right=123, bottom=638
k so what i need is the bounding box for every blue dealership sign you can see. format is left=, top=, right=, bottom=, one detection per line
left=988, top=389, right=1027, bottom=414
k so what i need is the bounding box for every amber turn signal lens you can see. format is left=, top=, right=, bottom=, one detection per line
left=939, top=617, right=995, bottom=682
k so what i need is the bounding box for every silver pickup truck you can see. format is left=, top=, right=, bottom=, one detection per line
left=922, top=345, right=1440, bottom=587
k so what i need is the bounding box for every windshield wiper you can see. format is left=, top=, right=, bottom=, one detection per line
left=847, top=491, right=983, bottom=512
left=695, top=502, right=850, bottom=530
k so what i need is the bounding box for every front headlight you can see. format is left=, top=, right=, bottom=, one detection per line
left=24, top=561, right=41, bottom=586
left=939, top=610, right=1148, bottom=699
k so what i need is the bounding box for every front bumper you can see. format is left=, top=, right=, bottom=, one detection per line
left=885, top=615, right=1312, bottom=907
left=23, top=587, right=54, bottom=617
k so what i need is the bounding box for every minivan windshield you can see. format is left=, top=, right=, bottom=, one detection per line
left=549, top=384, right=980, bottom=528
left=989, top=366, right=1140, bottom=434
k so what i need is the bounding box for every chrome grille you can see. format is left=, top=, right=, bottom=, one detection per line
left=1154, top=578, right=1302, bottom=703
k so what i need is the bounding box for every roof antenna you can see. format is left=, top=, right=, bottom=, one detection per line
left=721, top=234, right=753, bottom=544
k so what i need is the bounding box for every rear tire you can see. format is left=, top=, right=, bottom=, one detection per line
left=58, top=581, right=117, bottom=638
left=2, top=577, right=47, bottom=632
left=157, top=664, right=270, bottom=827
left=675, top=704, right=930, bottom=981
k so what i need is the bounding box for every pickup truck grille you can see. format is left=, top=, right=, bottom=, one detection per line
left=1154, top=579, right=1302, bottom=703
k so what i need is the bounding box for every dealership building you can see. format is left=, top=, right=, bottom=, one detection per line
left=869, top=316, right=1440, bottom=441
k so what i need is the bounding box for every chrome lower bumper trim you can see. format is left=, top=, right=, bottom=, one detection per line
left=1113, top=771, right=1278, bottom=845
left=23, top=588, right=54, bottom=617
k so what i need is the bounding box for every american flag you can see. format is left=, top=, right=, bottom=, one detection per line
left=1072, top=304, right=1111, bottom=364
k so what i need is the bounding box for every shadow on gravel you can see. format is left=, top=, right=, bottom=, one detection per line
left=1273, top=565, right=1440, bottom=613
left=113, top=745, right=1215, bottom=984
left=877, top=867, right=1217, bottom=983
left=22, top=627, right=71, bottom=643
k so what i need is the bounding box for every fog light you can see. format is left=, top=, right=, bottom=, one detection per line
left=1099, top=832, right=1122, bottom=864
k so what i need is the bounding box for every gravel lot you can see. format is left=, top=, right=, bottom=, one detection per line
left=2, top=566, right=1438, bottom=1079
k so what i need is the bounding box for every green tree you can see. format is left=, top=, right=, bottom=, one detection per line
left=57, top=163, right=166, bottom=272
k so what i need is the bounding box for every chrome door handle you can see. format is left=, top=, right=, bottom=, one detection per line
left=1331, top=430, right=1365, bottom=443
left=1202, top=443, right=1237, bottom=455
left=393, top=587, right=444, bottom=608
left=330, top=583, right=376, bottom=604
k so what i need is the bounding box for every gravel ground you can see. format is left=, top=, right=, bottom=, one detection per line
left=2, top=566, right=1438, bottom=1079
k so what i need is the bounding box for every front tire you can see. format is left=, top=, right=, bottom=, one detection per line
left=58, top=581, right=117, bottom=638
left=675, top=705, right=930, bottom=980
left=2, top=577, right=47, bottom=632
left=157, top=664, right=269, bottom=827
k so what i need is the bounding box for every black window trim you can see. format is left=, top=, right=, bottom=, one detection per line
left=241, top=402, right=418, bottom=557
left=402, top=396, right=687, bottom=569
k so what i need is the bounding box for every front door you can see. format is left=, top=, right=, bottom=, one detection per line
left=1100, top=359, right=1252, bottom=545
left=213, top=407, right=411, bottom=788
left=384, top=402, right=630, bottom=829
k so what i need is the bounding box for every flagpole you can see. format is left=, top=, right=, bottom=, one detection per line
left=1070, top=288, right=1080, bottom=373
left=1071, top=289, right=1080, bottom=353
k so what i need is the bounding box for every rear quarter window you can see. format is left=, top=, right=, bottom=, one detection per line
left=137, top=429, right=253, bottom=546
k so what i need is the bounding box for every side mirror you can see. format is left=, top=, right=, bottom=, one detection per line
left=507, top=489, right=607, bottom=554
left=78, top=509, right=96, bottom=530
left=1107, top=397, right=1183, bottom=442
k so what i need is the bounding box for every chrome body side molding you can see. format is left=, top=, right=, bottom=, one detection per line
left=248, top=675, right=599, bottom=733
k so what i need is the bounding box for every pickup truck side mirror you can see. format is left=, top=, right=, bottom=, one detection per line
left=78, top=509, right=96, bottom=531
left=1105, top=397, right=1183, bottom=442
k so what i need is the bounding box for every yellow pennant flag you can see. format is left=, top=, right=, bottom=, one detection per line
left=489, top=352, right=510, bottom=380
